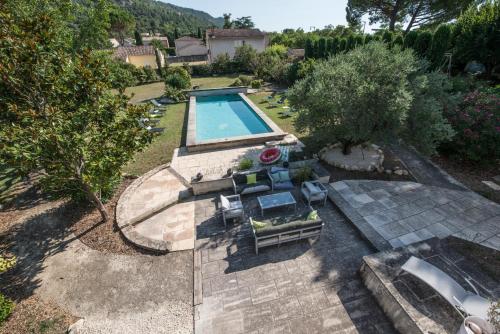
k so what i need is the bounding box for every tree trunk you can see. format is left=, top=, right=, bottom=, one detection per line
left=405, top=1, right=424, bottom=34
left=82, top=182, right=109, bottom=222
left=388, top=0, right=402, bottom=31
left=342, top=142, right=352, bottom=155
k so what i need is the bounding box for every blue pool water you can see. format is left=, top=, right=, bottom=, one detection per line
left=196, top=94, right=272, bottom=141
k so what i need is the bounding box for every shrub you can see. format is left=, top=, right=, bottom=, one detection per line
left=264, top=44, right=288, bottom=58
left=164, top=67, right=191, bottom=102
left=305, top=39, right=314, bottom=59
left=142, top=66, right=159, bottom=82
left=165, top=47, right=176, bottom=56
left=403, top=71, right=456, bottom=155
left=346, top=35, right=356, bottom=51
left=0, top=293, right=13, bottom=325
left=339, top=38, right=347, bottom=52
left=294, top=166, right=312, bottom=183
left=355, top=35, right=364, bottom=47
left=392, top=35, right=404, bottom=47
left=453, top=1, right=500, bottom=76
left=233, top=44, right=258, bottom=73
left=191, top=64, right=212, bottom=76
left=330, top=37, right=340, bottom=55
left=413, top=31, right=433, bottom=58
left=364, top=34, right=373, bottom=44
left=255, top=52, right=290, bottom=84
left=403, top=30, right=419, bottom=49
left=382, top=30, right=393, bottom=44
left=211, top=53, right=233, bottom=74
left=430, top=24, right=453, bottom=70
left=238, top=158, right=253, bottom=170
left=289, top=41, right=417, bottom=154
left=318, top=38, right=327, bottom=58
left=250, top=79, right=263, bottom=89
left=108, top=60, right=139, bottom=90
left=442, top=90, right=500, bottom=162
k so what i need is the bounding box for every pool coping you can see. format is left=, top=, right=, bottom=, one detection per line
left=186, top=90, right=286, bottom=152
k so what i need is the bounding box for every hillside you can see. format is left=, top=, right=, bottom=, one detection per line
left=112, top=0, right=223, bottom=35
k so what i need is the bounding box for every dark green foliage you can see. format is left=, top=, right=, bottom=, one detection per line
left=174, top=27, right=179, bottom=40
left=318, top=38, right=327, bottom=58
left=134, top=29, right=143, bottom=45
left=326, top=38, right=333, bottom=56
left=331, top=37, right=340, bottom=55
left=430, top=24, right=452, bottom=69
left=111, top=0, right=223, bottom=36
left=223, top=13, right=232, bottom=29
left=346, top=35, right=356, bottom=50
left=403, top=30, right=419, bottom=49
left=250, top=79, right=263, bottom=88
left=233, top=44, right=258, bottom=72
left=305, top=39, right=314, bottom=59
left=0, top=293, right=13, bottom=325
left=392, top=35, right=404, bottom=47
left=313, top=40, right=320, bottom=58
left=413, top=31, right=432, bottom=58
left=164, top=67, right=191, bottom=101
left=339, top=38, right=347, bottom=51
left=355, top=35, right=364, bottom=47
left=289, top=42, right=418, bottom=153
left=211, top=53, right=233, bottom=74
left=197, top=27, right=202, bottom=38
left=191, top=64, right=212, bottom=76
left=382, top=30, right=393, bottom=44
left=364, top=34, right=373, bottom=44
left=73, top=0, right=112, bottom=50
left=453, top=1, right=500, bottom=75
left=233, top=16, right=255, bottom=29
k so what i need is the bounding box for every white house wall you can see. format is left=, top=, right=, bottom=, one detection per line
left=208, top=38, right=267, bottom=62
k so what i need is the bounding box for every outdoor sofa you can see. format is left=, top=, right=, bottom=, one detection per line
left=232, top=169, right=273, bottom=195
left=250, top=209, right=323, bottom=254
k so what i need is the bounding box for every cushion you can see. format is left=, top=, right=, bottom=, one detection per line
left=307, top=210, right=318, bottom=220
left=220, top=195, right=230, bottom=210
left=270, top=172, right=281, bottom=183
left=278, top=171, right=290, bottom=182
left=253, top=218, right=323, bottom=237
left=246, top=173, right=257, bottom=184
left=241, top=184, right=270, bottom=195
left=251, top=220, right=267, bottom=230
left=305, top=182, right=320, bottom=194
left=274, top=180, right=294, bottom=190
left=233, top=173, right=247, bottom=184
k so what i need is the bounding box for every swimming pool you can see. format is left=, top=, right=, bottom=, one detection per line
left=195, top=94, right=272, bottom=141
left=186, top=89, right=286, bottom=152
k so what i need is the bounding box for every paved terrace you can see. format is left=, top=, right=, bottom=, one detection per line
left=328, top=180, right=500, bottom=252
left=194, top=188, right=397, bottom=334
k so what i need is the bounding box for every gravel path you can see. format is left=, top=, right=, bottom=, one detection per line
left=38, top=240, right=194, bottom=334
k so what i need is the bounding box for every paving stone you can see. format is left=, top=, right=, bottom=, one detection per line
left=400, top=214, right=432, bottom=231
left=270, top=296, right=303, bottom=321
left=211, top=273, right=238, bottom=294
left=250, top=280, right=279, bottom=305
left=242, top=304, right=274, bottom=332
left=220, top=287, right=252, bottom=311
left=398, top=232, right=423, bottom=246
left=364, top=213, right=394, bottom=228
left=375, top=221, right=411, bottom=240
left=426, top=223, right=453, bottom=239
left=297, top=289, right=330, bottom=314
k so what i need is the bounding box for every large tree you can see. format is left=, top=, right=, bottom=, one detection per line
left=223, top=13, right=232, bottom=29
left=109, top=5, right=135, bottom=45
left=347, top=0, right=474, bottom=32
left=72, top=0, right=112, bottom=51
left=0, top=0, right=152, bottom=221
left=233, top=16, right=255, bottom=29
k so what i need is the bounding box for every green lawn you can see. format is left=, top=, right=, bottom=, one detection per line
left=124, top=75, right=241, bottom=104
left=0, top=166, right=22, bottom=205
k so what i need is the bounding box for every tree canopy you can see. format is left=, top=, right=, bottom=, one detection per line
left=233, top=16, right=255, bottom=29
left=346, top=0, right=474, bottom=32
left=0, top=0, right=153, bottom=221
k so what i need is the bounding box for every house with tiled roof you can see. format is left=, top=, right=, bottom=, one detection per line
left=174, top=36, right=207, bottom=57
left=205, top=29, right=268, bottom=63
left=112, top=45, right=165, bottom=69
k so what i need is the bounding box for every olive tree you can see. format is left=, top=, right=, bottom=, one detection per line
left=289, top=42, right=455, bottom=156
left=0, top=0, right=152, bottom=221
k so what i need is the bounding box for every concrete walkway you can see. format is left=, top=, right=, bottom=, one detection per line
left=329, top=180, right=500, bottom=251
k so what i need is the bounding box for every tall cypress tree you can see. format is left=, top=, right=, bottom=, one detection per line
left=305, top=38, right=314, bottom=59
left=197, top=27, right=202, bottom=39
left=134, top=30, right=143, bottom=46
left=318, top=38, right=327, bottom=58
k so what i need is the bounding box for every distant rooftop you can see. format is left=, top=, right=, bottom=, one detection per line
left=206, top=29, right=266, bottom=39
left=175, top=36, right=202, bottom=42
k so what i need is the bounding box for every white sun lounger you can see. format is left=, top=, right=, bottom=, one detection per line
left=150, top=99, right=163, bottom=107
left=401, top=256, right=492, bottom=319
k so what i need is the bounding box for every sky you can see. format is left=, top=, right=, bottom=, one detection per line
left=161, top=0, right=378, bottom=33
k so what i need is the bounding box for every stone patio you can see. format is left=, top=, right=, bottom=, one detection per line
left=328, top=180, right=500, bottom=252
left=193, top=188, right=397, bottom=334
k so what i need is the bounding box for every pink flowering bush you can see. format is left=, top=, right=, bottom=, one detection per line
left=443, top=90, right=500, bottom=162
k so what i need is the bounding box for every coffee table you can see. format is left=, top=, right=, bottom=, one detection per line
left=257, top=191, right=296, bottom=216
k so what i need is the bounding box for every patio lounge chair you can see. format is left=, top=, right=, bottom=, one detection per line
left=149, top=109, right=164, bottom=116
left=250, top=208, right=323, bottom=254
left=220, top=194, right=244, bottom=228
left=269, top=167, right=294, bottom=190
left=146, top=126, right=165, bottom=134
left=401, top=256, right=492, bottom=319
left=301, top=181, right=328, bottom=206
left=150, top=99, right=163, bottom=107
